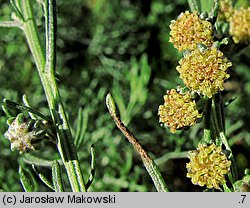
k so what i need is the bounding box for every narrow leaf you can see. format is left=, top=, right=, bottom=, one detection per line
left=19, top=165, right=38, bottom=192
left=32, top=165, right=54, bottom=190
left=75, top=107, right=89, bottom=149
left=74, top=108, right=83, bottom=145
left=22, top=94, right=37, bottom=119
left=3, top=99, right=50, bottom=122
left=85, top=145, right=96, bottom=190
left=22, top=153, right=59, bottom=167
left=52, top=160, right=65, bottom=192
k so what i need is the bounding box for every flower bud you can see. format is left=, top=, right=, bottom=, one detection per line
left=4, top=113, right=48, bottom=153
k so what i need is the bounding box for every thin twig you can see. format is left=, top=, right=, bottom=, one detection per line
left=106, top=93, right=168, bottom=192
left=155, top=151, right=188, bottom=166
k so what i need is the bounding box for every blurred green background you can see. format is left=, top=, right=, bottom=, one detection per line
left=0, top=0, right=249, bottom=191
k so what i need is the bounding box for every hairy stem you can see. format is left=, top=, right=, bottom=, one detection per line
left=19, top=0, right=85, bottom=191
left=211, top=94, right=238, bottom=184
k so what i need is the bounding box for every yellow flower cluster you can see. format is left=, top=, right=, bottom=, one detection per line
left=218, top=1, right=250, bottom=44
left=218, top=0, right=233, bottom=21
left=169, top=11, right=213, bottom=52
left=158, top=89, right=202, bottom=133
left=177, top=47, right=232, bottom=98
left=229, top=7, right=250, bottom=44
left=186, top=143, right=231, bottom=190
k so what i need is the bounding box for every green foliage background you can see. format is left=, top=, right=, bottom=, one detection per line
left=0, top=0, right=249, bottom=191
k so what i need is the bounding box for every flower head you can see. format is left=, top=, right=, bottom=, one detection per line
left=176, top=47, right=232, bottom=98
left=186, top=143, right=231, bottom=190
left=4, top=113, right=48, bottom=153
left=158, top=89, right=202, bottom=133
left=229, top=7, right=250, bottom=44
left=218, top=0, right=233, bottom=21
left=169, top=11, right=213, bottom=52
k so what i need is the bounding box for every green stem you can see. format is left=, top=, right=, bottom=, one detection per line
left=19, top=0, right=86, bottom=191
left=219, top=132, right=238, bottom=183
left=211, top=94, right=238, bottom=183
left=223, top=183, right=232, bottom=192
left=155, top=151, right=188, bottom=166
left=44, top=0, right=56, bottom=74
left=106, top=93, right=169, bottom=192
left=213, top=93, right=225, bottom=133
left=202, top=99, right=212, bottom=144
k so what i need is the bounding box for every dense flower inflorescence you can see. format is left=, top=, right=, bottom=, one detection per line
left=229, top=7, right=250, bottom=44
left=158, top=89, right=202, bottom=133
left=176, top=47, right=232, bottom=98
left=218, top=0, right=233, bottom=21
left=169, top=11, right=213, bottom=52
left=186, top=143, right=231, bottom=190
